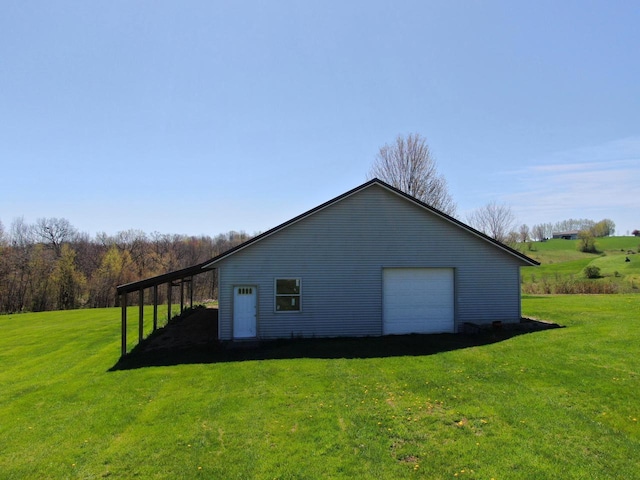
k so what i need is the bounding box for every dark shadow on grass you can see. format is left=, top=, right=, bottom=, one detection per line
left=109, top=318, right=563, bottom=371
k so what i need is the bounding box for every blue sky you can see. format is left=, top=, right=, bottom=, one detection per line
left=1, top=1, right=638, bottom=237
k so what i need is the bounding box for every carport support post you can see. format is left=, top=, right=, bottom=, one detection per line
left=153, top=284, right=158, bottom=331
left=167, top=281, right=172, bottom=323
left=120, top=293, right=127, bottom=357
left=180, top=279, right=185, bottom=314
left=189, top=277, right=194, bottom=308
left=138, top=289, right=144, bottom=343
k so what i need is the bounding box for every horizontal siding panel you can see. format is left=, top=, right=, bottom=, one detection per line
left=217, top=185, right=528, bottom=340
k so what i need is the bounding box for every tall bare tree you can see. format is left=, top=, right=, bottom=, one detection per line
left=368, top=133, right=456, bottom=216
left=518, top=224, right=530, bottom=243
left=33, top=217, right=78, bottom=257
left=467, top=201, right=516, bottom=244
left=6, top=217, right=34, bottom=312
left=532, top=223, right=548, bottom=241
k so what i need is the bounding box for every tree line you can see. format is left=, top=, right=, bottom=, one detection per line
left=0, top=212, right=617, bottom=315
left=502, top=218, right=615, bottom=246
left=0, top=217, right=251, bottom=314
left=0, top=133, right=622, bottom=314
left=526, top=218, right=615, bottom=242
left=468, top=214, right=615, bottom=249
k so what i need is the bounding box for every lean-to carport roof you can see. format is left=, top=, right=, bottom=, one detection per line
left=116, top=261, right=214, bottom=295
left=117, top=178, right=538, bottom=295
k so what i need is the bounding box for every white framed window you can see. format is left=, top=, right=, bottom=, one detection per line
left=275, top=278, right=301, bottom=312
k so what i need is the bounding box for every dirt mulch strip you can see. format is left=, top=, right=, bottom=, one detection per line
left=133, top=307, right=219, bottom=353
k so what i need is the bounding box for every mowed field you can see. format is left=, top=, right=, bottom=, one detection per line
left=1, top=295, right=639, bottom=479
left=520, top=236, right=640, bottom=293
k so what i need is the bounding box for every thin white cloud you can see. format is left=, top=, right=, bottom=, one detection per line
left=529, top=159, right=638, bottom=174
left=501, top=136, right=640, bottom=234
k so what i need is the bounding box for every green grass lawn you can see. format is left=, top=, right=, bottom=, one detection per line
left=521, top=237, right=640, bottom=293
left=1, top=297, right=639, bottom=479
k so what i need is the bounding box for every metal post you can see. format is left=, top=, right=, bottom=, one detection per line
left=167, top=282, right=172, bottom=322
left=121, top=293, right=127, bottom=356
left=153, top=284, right=158, bottom=331
left=180, top=279, right=185, bottom=314
left=138, top=289, right=144, bottom=343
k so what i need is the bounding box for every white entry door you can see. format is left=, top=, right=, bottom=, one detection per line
left=233, top=286, right=257, bottom=338
left=383, top=268, right=454, bottom=334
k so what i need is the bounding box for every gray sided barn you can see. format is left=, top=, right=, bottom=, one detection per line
left=204, top=179, right=538, bottom=341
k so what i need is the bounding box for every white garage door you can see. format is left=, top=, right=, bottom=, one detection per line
left=383, top=268, right=454, bottom=334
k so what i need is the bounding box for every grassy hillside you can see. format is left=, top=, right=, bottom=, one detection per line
left=1, top=297, right=639, bottom=479
left=520, top=237, right=640, bottom=293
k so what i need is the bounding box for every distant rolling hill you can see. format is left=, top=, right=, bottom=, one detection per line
left=520, top=236, right=640, bottom=294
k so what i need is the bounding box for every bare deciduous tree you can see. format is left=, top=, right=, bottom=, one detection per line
left=33, top=217, right=78, bottom=257
left=467, top=201, right=516, bottom=244
left=532, top=224, right=546, bottom=242
left=2, top=217, right=34, bottom=312
left=553, top=218, right=595, bottom=234
left=368, top=133, right=456, bottom=216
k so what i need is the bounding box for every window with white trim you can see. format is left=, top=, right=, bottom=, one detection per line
left=275, top=278, right=301, bottom=312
